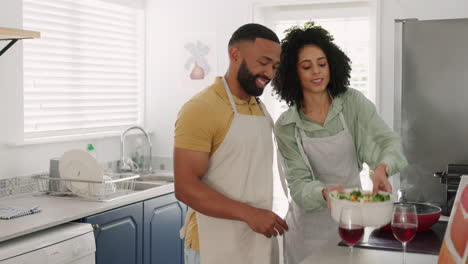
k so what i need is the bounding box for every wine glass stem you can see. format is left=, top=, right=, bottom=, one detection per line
left=402, top=242, right=407, bottom=264
left=349, top=246, right=354, bottom=264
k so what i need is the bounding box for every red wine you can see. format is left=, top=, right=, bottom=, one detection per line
left=391, top=223, right=417, bottom=242
left=339, top=225, right=364, bottom=246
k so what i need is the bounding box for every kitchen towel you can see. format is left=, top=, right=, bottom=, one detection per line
left=0, top=205, right=41, bottom=220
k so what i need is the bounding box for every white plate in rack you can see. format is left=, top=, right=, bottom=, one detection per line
left=59, top=149, right=103, bottom=196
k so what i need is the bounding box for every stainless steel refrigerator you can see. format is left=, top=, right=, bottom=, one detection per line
left=394, top=18, right=468, bottom=208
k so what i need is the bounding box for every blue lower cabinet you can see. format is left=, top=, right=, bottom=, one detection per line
left=80, top=193, right=186, bottom=264
left=144, top=193, right=187, bottom=264
left=83, top=202, right=143, bottom=264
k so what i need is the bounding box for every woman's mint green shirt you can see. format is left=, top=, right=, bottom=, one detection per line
left=274, top=88, right=408, bottom=212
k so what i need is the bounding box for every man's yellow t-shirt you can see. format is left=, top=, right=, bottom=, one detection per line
left=174, top=76, right=265, bottom=250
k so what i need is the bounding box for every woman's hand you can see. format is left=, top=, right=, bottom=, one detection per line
left=322, top=185, right=345, bottom=209
left=371, top=163, right=392, bottom=194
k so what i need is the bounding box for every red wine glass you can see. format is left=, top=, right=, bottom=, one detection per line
left=391, top=204, right=418, bottom=264
left=339, top=206, right=364, bottom=263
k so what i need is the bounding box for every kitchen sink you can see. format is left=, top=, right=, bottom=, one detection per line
left=132, top=181, right=164, bottom=191
left=104, top=167, right=174, bottom=183
left=136, top=174, right=174, bottom=182
left=135, top=170, right=174, bottom=183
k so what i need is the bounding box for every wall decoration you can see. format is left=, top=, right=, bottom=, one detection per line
left=180, top=32, right=217, bottom=90
left=185, top=41, right=210, bottom=80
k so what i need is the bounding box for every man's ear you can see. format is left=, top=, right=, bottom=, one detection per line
left=228, top=46, right=240, bottom=63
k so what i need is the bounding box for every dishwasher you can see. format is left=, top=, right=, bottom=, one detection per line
left=0, top=222, right=96, bottom=264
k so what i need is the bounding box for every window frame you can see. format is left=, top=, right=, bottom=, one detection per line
left=253, top=0, right=380, bottom=106
left=17, top=0, right=146, bottom=145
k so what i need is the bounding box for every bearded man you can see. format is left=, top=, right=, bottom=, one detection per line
left=174, top=23, right=288, bottom=264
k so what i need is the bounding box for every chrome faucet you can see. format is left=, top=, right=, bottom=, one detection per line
left=120, top=126, right=153, bottom=173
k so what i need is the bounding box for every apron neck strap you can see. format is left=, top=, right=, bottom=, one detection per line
left=221, top=77, right=239, bottom=114
left=338, top=112, right=349, bottom=132
left=295, top=127, right=314, bottom=175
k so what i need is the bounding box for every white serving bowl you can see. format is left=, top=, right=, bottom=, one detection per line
left=330, top=189, right=394, bottom=227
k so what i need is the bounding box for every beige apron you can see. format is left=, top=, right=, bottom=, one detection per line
left=280, top=112, right=361, bottom=264
left=181, top=77, right=276, bottom=264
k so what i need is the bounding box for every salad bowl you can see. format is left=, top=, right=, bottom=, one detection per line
left=330, top=189, right=394, bottom=227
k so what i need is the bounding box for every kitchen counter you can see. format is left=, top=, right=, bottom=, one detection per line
left=0, top=183, right=174, bottom=243
left=298, top=226, right=442, bottom=264
left=300, top=246, right=438, bottom=264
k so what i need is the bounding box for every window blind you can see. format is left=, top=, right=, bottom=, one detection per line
left=22, top=0, right=144, bottom=141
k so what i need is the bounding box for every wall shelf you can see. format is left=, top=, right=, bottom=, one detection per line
left=0, top=27, right=40, bottom=56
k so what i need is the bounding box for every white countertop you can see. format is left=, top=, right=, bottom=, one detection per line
left=298, top=223, right=444, bottom=264
left=0, top=183, right=174, bottom=243
left=299, top=241, right=439, bottom=264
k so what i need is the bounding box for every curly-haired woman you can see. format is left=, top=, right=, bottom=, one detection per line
left=272, top=22, right=408, bottom=263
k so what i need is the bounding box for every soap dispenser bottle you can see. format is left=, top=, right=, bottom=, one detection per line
left=87, top=143, right=97, bottom=161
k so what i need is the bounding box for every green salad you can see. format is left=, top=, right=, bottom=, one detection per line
left=332, top=189, right=391, bottom=202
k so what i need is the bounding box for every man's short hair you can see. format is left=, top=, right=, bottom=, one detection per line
left=228, top=23, right=279, bottom=47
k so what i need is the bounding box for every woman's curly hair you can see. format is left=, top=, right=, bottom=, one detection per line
left=272, top=22, right=351, bottom=107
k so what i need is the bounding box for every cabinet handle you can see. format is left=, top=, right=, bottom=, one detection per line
left=92, top=224, right=100, bottom=231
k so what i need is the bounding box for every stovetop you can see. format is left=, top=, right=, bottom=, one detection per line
left=338, top=221, right=447, bottom=255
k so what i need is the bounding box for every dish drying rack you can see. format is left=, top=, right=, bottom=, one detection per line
left=33, top=173, right=140, bottom=202
left=0, top=177, right=37, bottom=198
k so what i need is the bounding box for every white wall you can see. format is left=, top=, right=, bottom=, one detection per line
left=147, top=0, right=468, bottom=158
left=2, top=0, right=468, bottom=178
left=145, top=0, right=254, bottom=157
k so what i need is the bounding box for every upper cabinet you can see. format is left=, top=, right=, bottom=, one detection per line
left=0, top=27, right=40, bottom=56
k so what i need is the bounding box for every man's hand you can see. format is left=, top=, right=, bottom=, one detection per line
left=322, top=185, right=345, bottom=209
left=371, top=163, right=392, bottom=194
left=244, top=208, right=289, bottom=238
left=175, top=148, right=287, bottom=238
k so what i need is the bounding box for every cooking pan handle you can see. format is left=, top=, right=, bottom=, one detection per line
left=434, top=171, right=447, bottom=184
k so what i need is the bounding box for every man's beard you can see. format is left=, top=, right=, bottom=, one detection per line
left=237, top=60, right=270, bottom=97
